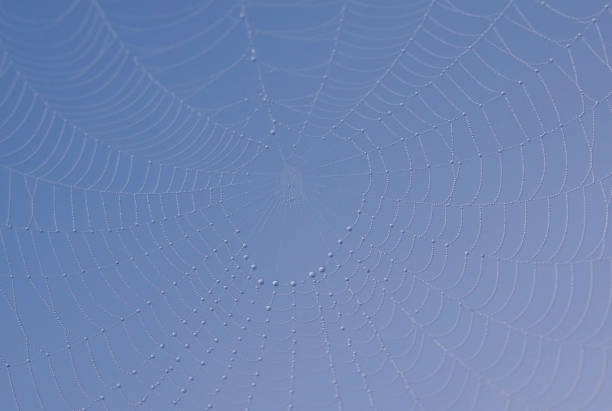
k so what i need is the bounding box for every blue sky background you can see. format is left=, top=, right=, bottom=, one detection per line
left=1, top=0, right=612, bottom=410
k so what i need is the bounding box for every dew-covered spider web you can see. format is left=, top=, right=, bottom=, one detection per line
left=2, top=0, right=612, bottom=410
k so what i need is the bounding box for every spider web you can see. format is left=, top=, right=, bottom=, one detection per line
left=1, top=0, right=612, bottom=409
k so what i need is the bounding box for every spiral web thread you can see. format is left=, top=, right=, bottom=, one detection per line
left=1, top=0, right=612, bottom=409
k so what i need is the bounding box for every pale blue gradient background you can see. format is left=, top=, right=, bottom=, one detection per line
left=1, top=0, right=612, bottom=410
